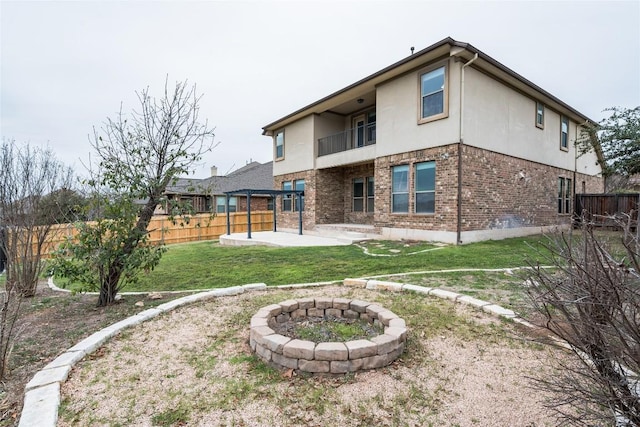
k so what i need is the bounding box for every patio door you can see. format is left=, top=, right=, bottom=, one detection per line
left=352, top=115, right=365, bottom=148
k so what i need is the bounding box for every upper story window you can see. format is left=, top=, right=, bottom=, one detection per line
left=419, top=63, right=448, bottom=123
left=560, top=116, right=569, bottom=150
left=415, top=161, right=436, bottom=214
left=535, top=102, right=545, bottom=129
left=392, top=165, right=409, bottom=213
left=275, top=130, right=284, bottom=160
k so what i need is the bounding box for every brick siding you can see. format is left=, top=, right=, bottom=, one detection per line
left=342, top=163, right=375, bottom=225
left=375, top=144, right=460, bottom=231
left=459, top=145, right=603, bottom=231
left=274, top=170, right=316, bottom=230
left=275, top=144, right=604, bottom=237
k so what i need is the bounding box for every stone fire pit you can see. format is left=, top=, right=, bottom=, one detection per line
left=249, top=297, right=407, bottom=374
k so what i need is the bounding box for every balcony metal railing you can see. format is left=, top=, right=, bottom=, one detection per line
left=317, top=122, right=376, bottom=157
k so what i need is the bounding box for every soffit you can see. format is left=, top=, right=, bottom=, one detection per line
left=262, top=42, right=453, bottom=134
left=262, top=38, right=594, bottom=134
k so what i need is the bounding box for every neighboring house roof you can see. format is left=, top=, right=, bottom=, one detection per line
left=164, top=161, right=274, bottom=197
left=262, top=36, right=596, bottom=135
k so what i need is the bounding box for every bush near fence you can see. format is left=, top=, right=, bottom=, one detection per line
left=35, top=211, right=274, bottom=258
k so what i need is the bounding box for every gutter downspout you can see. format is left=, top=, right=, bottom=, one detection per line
left=457, top=53, right=478, bottom=245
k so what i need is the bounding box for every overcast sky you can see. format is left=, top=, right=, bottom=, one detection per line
left=2, top=0, right=639, bottom=179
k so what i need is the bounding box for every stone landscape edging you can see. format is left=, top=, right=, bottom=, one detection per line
left=20, top=279, right=535, bottom=427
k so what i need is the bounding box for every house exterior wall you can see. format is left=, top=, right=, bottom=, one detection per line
left=372, top=144, right=603, bottom=244
left=314, top=168, right=345, bottom=224
left=274, top=170, right=316, bottom=230
left=314, top=112, right=345, bottom=152
left=374, top=144, right=460, bottom=237
left=463, top=67, right=601, bottom=176
left=273, top=115, right=315, bottom=176
left=375, top=58, right=462, bottom=157
left=266, top=43, right=605, bottom=243
left=343, top=163, right=376, bottom=225
left=459, top=145, right=602, bottom=232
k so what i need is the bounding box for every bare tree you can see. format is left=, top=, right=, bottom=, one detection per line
left=53, top=79, right=216, bottom=306
left=525, top=217, right=640, bottom=426
left=0, top=140, right=73, bottom=297
left=0, top=139, right=73, bottom=379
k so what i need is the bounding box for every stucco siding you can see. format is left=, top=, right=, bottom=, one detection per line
left=313, top=112, right=344, bottom=150
left=375, top=58, right=461, bottom=157
left=272, top=115, right=315, bottom=176
left=463, top=67, right=600, bottom=176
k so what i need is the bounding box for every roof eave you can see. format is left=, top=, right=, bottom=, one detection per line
left=262, top=37, right=456, bottom=135
left=262, top=37, right=596, bottom=135
left=451, top=40, right=596, bottom=124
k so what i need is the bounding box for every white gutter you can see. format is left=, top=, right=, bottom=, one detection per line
left=456, top=53, right=479, bottom=246
left=459, top=53, right=479, bottom=143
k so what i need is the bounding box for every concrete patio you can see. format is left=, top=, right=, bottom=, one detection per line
left=219, top=227, right=378, bottom=247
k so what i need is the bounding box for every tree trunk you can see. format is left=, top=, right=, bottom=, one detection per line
left=95, top=195, right=159, bottom=307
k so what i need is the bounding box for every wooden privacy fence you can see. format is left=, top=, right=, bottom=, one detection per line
left=575, top=193, right=640, bottom=228
left=35, top=211, right=274, bottom=258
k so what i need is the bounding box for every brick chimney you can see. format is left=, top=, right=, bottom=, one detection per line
left=210, top=166, right=218, bottom=177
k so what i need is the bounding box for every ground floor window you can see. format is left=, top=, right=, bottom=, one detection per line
left=392, top=162, right=436, bottom=214
left=294, top=179, right=305, bottom=211
left=558, top=177, right=572, bottom=214
left=353, top=178, right=364, bottom=211
left=415, top=161, right=435, bottom=214
left=216, top=196, right=237, bottom=213
left=282, top=181, right=292, bottom=211
left=281, top=179, right=304, bottom=212
left=392, top=165, right=409, bottom=213
left=367, top=177, right=375, bottom=212
left=353, top=176, right=375, bottom=212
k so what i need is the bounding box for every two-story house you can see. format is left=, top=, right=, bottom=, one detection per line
left=262, top=37, right=604, bottom=244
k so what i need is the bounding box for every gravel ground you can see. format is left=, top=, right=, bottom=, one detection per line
left=59, top=285, right=564, bottom=427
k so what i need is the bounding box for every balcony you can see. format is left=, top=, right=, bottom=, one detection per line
left=318, top=122, right=376, bottom=157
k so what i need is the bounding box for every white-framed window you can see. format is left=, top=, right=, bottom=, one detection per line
left=536, top=102, right=545, bottom=129
left=392, top=165, right=409, bottom=213
left=558, top=177, right=572, bottom=214
left=216, top=196, right=237, bottom=213
left=275, top=130, right=284, bottom=160
left=282, top=181, right=292, bottom=211
left=419, top=63, right=448, bottom=123
left=560, top=116, right=569, bottom=150
left=294, top=179, right=305, bottom=211
left=415, top=161, right=436, bottom=214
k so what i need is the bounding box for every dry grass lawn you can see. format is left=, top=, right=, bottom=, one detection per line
left=59, top=285, right=565, bottom=427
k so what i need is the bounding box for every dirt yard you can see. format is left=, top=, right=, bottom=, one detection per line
left=0, top=283, right=184, bottom=426
left=56, top=285, right=566, bottom=427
